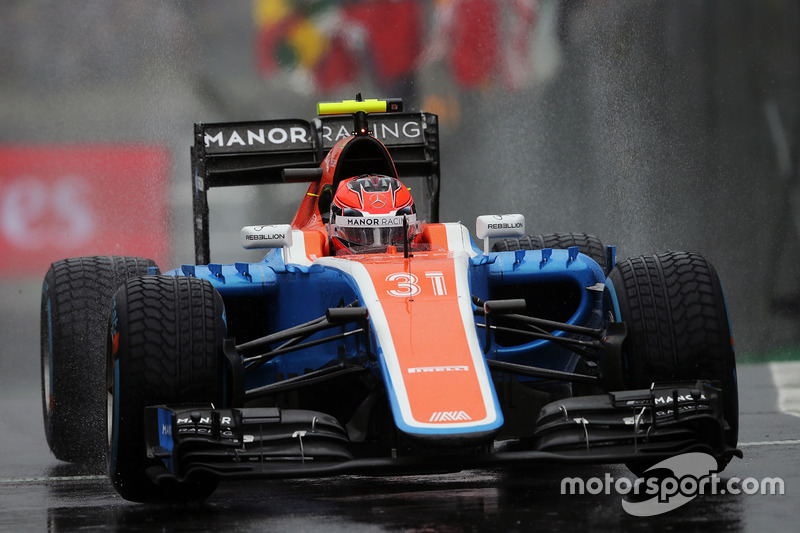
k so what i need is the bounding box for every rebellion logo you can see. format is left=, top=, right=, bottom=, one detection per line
left=429, top=411, right=472, bottom=422
left=486, top=222, right=523, bottom=230
left=244, top=233, right=286, bottom=241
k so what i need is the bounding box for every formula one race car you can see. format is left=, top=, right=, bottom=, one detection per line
left=40, top=97, right=740, bottom=502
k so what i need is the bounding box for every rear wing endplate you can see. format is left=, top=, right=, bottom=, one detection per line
left=191, top=112, right=440, bottom=264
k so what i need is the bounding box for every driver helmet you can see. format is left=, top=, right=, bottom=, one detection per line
left=329, top=174, right=418, bottom=253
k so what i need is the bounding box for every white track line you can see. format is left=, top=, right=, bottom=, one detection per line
left=738, top=439, right=800, bottom=447
left=0, top=475, right=106, bottom=484
left=769, top=361, right=800, bottom=419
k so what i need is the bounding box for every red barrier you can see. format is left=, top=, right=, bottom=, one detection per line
left=0, top=145, right=171, bottom=278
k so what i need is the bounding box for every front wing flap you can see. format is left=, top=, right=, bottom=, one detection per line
left=144, top=406, right=354, bottom=482
left=533, top=380, right=739, bottom=460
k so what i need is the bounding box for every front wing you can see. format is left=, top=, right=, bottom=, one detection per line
left=143, top=380, right=740, bottom=484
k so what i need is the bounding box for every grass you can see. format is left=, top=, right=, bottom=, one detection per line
left=738, top=345, right=800, bottom=365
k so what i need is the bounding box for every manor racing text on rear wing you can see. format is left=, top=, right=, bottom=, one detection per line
left=191, top=112, right=440, bottom=264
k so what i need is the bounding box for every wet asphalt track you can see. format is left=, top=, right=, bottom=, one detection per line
left=0, top=283, right=797, bottom=532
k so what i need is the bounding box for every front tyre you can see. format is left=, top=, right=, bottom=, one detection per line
left=108, top=275, right=226, bottom=503
left=493, top=233, right=606, bottom=271
left=606, top=252, right=738, bottom=471
left=41, top=256, right=158, bottom=464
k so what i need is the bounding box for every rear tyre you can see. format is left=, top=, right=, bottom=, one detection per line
left=606, top=252, right=738, bottom=472
left=41, top=256, right=158, bottom=464
left=108, top=275, right=226, bottom=503
left=493, top=232, right=606, bottom=271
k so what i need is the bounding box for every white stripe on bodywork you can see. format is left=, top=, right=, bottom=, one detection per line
left=443, top=223, right=479, bottom=258
left=315, top=252, right=498, bottom=430
left=283, top=230, right=313, bottom=266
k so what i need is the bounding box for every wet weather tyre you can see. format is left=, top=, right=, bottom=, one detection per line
left=108, top=275, right=226, bottom=503
left=606, top=252, right=738, bottom=470
left=493, top=233, right=606, bottom=271
left=40, top=256, right=158, bottom=465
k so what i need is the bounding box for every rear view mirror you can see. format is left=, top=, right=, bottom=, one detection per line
left=241, top=224, right=293, bottom=249
left=475, top=214, right=525, bottom=255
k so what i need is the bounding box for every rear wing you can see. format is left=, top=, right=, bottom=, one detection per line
left=191, top=112, right=440, bottom=264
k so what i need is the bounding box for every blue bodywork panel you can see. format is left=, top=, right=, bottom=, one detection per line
left=164, top=235, right=606, bottom=407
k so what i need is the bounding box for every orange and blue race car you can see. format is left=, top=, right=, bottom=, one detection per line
left=40, top=97, right=740, bottom=502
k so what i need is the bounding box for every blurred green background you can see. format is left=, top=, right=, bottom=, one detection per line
left=1, top=0, right=799, bottom=376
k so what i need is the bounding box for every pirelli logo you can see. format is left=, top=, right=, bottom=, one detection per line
left=408, top=365, right=468, bottom=374
left=429, top=411, right=472, bottom=422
